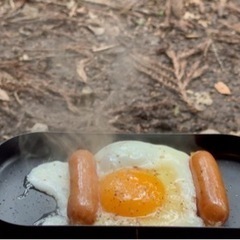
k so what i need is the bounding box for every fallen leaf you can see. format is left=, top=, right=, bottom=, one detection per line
left=69, top=2, right=78, bottom=17
left=87, top=25, right=105, bottom=36
left=92, top=44, right=117, bottom=52
left=88, top=12, right=98, bottom=20
left=0, top=88, right=10, bottom=101
left=214, top=81, right=231, bottom=95
left=21, top=3, right=39, bottom=18
left=66, top=0, right=76, bottom=9
left=76, top=7, right=87, bottom=14
left=183, top=11, right=200, bottom=20
left=198, top=19, right=208, bottom=28
left=185, top=32, right=202, bottom=39
left=191, top=64, right=208, bottom=80
left=81, top=86, right=93, bottom=96
left=10, top=0, right=27, bottom=10
left=170, top=0, right=184, bottom=19
left=76, top=59, right=90, bottom=83
left=30, top=123, right=49, bottom=132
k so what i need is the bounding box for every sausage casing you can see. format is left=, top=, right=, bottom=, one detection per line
left=67, top=149, right=99, bottom=225
left=190, top=150, right=229, bottom=226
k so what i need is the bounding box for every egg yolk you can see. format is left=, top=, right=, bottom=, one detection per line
left=99, top=168, right=165, bottom=217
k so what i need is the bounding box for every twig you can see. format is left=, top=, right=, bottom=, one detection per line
left=131, top=53, right=176, bottom=85
left=82, top=0, right=119, bottom=9
left=211, top=41, right=225, bottom=72
left=92, top=44, right=118, bottom=52
left=0, top=69, right=80, bottom=114
left=14, top=91, right=22, bottom=105
left=179, top=40, right=212, bottom=59
left=43, top=29, right=77, bottom=41
left=132, top=43, right=208, bottom=112
left=119, top=1, right=138, bottom=15
left=33, top=0, right=67, bottom=7
left=208, top=29, right=240, bottom=44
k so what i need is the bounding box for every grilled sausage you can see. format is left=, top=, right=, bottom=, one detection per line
left=67, top=149, right=99, bottom=225
left=190, top=150, right=229, bottom=226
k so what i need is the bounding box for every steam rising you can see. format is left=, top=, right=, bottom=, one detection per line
left=18, top=132, right=117, bottom=164
left=17, top=0, right=149, bottom=160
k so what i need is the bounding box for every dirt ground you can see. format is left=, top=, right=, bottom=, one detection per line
left=0, top=0, right=240, bottom=142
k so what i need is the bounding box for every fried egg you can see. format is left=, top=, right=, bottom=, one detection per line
left=27, top=140, right=204, bottom=226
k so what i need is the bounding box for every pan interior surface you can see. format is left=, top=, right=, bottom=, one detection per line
left=0, top=155, right=57, bottom=225
left=0, top=132, right=239, bottom=227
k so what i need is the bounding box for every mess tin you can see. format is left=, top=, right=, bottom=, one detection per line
left=0, top=132, right=240, bottom=238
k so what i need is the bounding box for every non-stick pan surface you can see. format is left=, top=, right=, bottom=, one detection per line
left=0, top=132, right=240, bottom=238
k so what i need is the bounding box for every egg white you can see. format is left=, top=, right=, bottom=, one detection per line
left=27, top=161, right=69, bottom=225
left=26, top=140, right=204, bottom=226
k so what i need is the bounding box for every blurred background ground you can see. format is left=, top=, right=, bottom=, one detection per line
left=0, top=0, right=239, bottom=142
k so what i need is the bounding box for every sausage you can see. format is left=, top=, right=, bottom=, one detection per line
left=67, top=149, right=99, bottom=225
left=189, top=150, right=229, bottom=226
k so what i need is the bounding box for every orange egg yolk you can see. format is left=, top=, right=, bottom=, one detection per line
left=99, top=168, right=165, bottom=217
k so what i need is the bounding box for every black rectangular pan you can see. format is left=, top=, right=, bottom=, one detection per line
left=0, top=132, right=240, bottom=238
